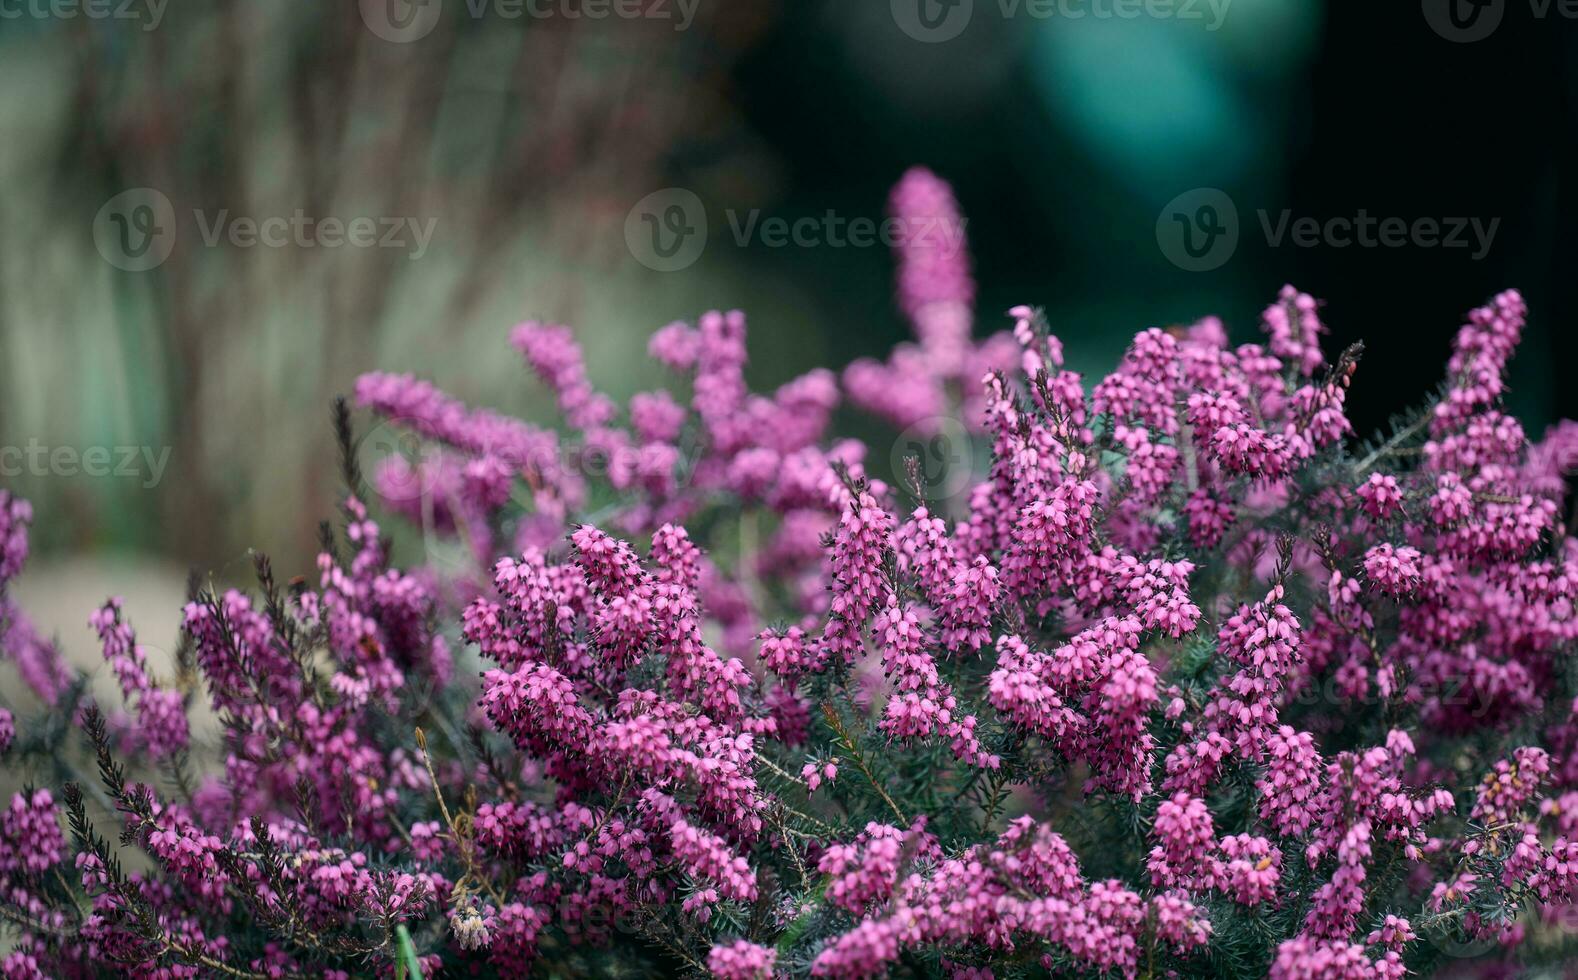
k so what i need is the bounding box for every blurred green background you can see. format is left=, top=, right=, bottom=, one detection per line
left=1, top=0, right=1574, bottom=586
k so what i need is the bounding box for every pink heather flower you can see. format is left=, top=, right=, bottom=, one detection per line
left=490, top=901, right=548, bottom=972
left=1184, top=489, right=1235, bottom=549
left=0, top=790, right=64, bottom=876
left=1, top=603, right=72, bottom=706
left=511, top=321, right=616, bottom=432
left=872, top=596, right=996, bottom=768
left=890, top=167, right=974, bottom=364
left=811, top=916, right=903, bottom=978
left=571, top=524, right=644, bottom=595
left=1432, top=289, right=1526, bottom=430
left=765, top=683, right=810, bottom=746
left=845, top=172, right=1023, bottom=435
left=987, top=634, right=1082, bottom=743
left=1259, top=727, right=1324, bottom=837
left=1002, top=479, right=1100, bottom=597
left=354, top=371, right=578, bottom=513
left=1356, top=473, right=1404, bottom=519
left=819, top=822, right=919, bottom=914
left=1151, top=890, right=1213, bottom=953
left=0, top=951, right=49, bottom=980
left=801, top=759, right=837, bottom=793
left=895, top=506, right=999, bottom=653
left=1085, top=645, right=1160, bottom=799
left=1111, top=555, right=1200, bottom=638
left=1210, top=423, right=1294, bottom=480
left=1220, top=834, right=1282, bottom=906
left=759, top=625, right=825, bottom=677
left=90, top=599, right=190, bottom=758
left=649, top=320, right=702, bottom=370
left=1262, top=285, right=1327, bottom=378
left=707, top=939, right=776, bottom=980
left=1471, top=747, right=1549, bottom=824
left=482, top=661, right=595, bottom=755
left=1163, top=732, right=1231, bottom=797
left=0, top=491, right=30, bottom=586
left=842, top=352, right=947, bottom=434
left=630, top=389, right=687, bottom=443
left=1361, top=543, right=1423, bottom=599
left=1271, top=936, right=1406, bottom=980
left=1366, top=915, right=1415, bottom=950
left=669, top=818, right=757, bottom=906
left=6, top=252, right=1578, bottom=980
left=820, top=486, right=895, bottom=663
left=1148, top=792, right=1221, bottom=890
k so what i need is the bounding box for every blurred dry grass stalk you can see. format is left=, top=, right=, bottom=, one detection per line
left=0, top=1, right=783, bottom=573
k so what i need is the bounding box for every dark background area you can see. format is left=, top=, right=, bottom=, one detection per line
left=723, top=0, right=1578, bottom=439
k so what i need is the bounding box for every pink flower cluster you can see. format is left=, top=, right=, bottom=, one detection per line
left=4, top=168, right=1578, bottom=979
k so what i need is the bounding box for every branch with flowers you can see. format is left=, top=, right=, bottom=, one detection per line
left=3, top=169, right=1578, bottom=978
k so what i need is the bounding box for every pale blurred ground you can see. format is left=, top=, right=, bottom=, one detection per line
left=0, top=3, right=824, bottom=576
left=0, top=557, right=200, bottom=797
left=8, top=557, right=189, bottom=701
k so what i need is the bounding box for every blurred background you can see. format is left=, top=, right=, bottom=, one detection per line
left=1, top=0, right=1576, bottom=657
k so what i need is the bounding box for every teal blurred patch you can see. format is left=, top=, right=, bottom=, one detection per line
left=1028, top=0, right=1321, bottom=190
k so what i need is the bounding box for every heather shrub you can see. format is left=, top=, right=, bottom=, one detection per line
left=4, top=170, right=1578, bottom=978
